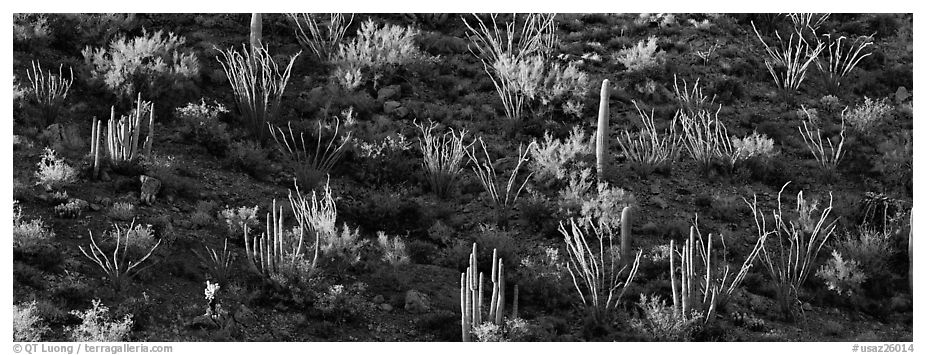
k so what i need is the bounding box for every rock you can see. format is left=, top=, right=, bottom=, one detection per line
left=377, top=85, right=401, bottom=101
left=188, top=315, right=220, bottom=330
left=404, top=290, right=430, bottom=314
left=895, top=86, right=910, bottom=104
left=394, top=106, right=409, bottom=118
left=380, top=304, right=393, bottom=312
left=373, top=295, right=385, bottom=304
left=100, top=171, right=112, bottom=182
left=294, top=314, right=308, bottom=326
left=652, top=196, right=668, bottom=209
left=139, top=175, right=161, bottom=205
left=384, top=101, right=402, bottom=115
left=89, top=204, right=102, bottom=212
left=801, top=303, right=813, bottom=312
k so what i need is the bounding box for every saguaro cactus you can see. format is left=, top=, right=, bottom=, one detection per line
left=460, top=243, right=518, bottom=342
left=596, top=79, right=610, bottom=180
left=620, top=205, right=633, bottom=268
left=250, top=13, right=263, bottom=52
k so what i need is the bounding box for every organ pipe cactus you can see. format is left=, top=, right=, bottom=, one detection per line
left=596, top=79, right=610, bottom=180
left=99, top=94, right=155, bottom=166
left=460, top=243, right=518, bottom=341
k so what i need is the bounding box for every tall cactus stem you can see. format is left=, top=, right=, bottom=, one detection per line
left=596, top=79, right=610, bottom=180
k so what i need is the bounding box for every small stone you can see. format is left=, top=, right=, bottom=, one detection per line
left=394, top=106, right=409, bottom=118
left=404, top=290, right=430, bottom=314
left=380, top=304, right=393, bottom=312
left=373, top=295, right=385, bottom=304
left=89, top=203, right=102, bottom=211
left=100, top=171, right=112, bottom=182
left=801, top=303, right=813, bottom=312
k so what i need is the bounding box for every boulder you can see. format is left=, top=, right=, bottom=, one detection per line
left=404, top=290, right=430, bottom=314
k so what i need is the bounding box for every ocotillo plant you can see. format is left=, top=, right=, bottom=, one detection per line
left=595, top=79, right=610, bottom=180
left=26, top=60, right=73, bottom=127
left=103, top=94, right=155, bottom=166
left=460, top=243, right=518, bottom=342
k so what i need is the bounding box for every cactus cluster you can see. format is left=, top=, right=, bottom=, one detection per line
left=90, top=94, right=155, bottom=178
left=460, top=243, right=519, bottom=342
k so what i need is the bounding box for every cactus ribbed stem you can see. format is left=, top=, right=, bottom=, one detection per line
left=250, top=13, right=263, bottom=52
left=460, top=243, right=515, bottom=341
left=620, top=206, right=633, bottom=268
left=596, top=79, right=610, bottom=180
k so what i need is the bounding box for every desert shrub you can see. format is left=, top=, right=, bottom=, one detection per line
left=13, top=301, right=50, bottom=342
left=615, top=36, right=665, bottom=72
left=333, top=18, right=427, bottom=91
left=109, top=223, right=158, bottom=254
left=190, top=200, right=217, bottom=228
left=816, top=250, right=867, bottom=297
left=13, top=14, right=51, bottom=47
left=34, top=147, right=78, bottom=190
left=819, top=95, right=841, bottom=113
left=843, top=96, right=892, bottom=133
left=226, top=141, right=274, bottom=181
left=82, top=29, right=199, bottom=106
left=558, top=169, right=635, bottom=229
left=732, top=131, right=776, bottom=161
left=529, top=127, right=592, bottom=183
left=462, top=13, right=561, bottom=120
left=376, top=232, right=410, bottom=267
left=314, top=282, right=375, bottom=324
left=731, top=311, right=766, bottom=331
left=472, top=318, right=535, bottom=342
left=109, top=202, right=135, bottom=221
left=355, top=132, right=415, bottom=185
left=175, top=99, right=232, bottom=156
left=833, top=227, right=896, bottom=289
left=873, top=130, right=912, bottom=192
left=13, top=202, right=55, bottom=250
left=416, top=121, right=469, bottom=198
left=439, top=224, right=520, bottom=272
left=489, top=55, right=589, bottom=119
left=631, top=294, right=701, bottom=341
left=219, top=205, right=260, bottom=238
left=69, top=299, right=134, bottom=342
left=320, top=223, right=369, bottom=274
left=517, top=247, right=572, bottom=309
